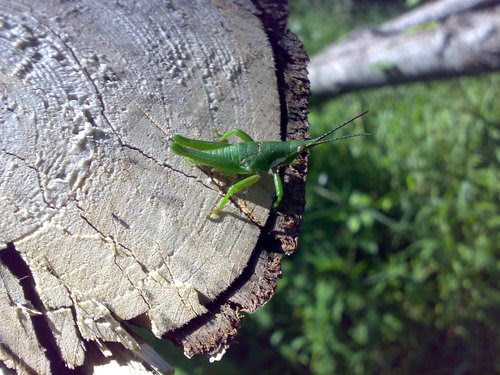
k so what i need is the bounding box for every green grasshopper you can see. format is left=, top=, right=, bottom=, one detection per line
left=171, top=111, right=369, bottom=217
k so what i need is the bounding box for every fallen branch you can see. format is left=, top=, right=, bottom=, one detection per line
left=309, top=0, right=500, bottom=96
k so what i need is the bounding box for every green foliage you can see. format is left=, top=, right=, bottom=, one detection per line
left=265, top=75, right=499, bottom=374
left=168, top=1, right=500, bottom=373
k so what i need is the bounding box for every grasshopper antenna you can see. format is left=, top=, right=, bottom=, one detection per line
left=313, top=132, right=371, bottom=146
left=314, top=110, right=369, bottom=142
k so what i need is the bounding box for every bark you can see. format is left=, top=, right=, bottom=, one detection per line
left=0, top=0, right=309, bottom=373
left=309, top=0, right=500, bottom=96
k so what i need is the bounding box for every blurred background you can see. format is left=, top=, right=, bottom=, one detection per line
left=158, top=1, right=500, bottom=373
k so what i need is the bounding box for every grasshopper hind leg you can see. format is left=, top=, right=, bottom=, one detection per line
left=209, top=175, right=261, bottom=217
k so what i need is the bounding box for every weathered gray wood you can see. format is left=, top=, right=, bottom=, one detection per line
left=0, top=263, right=51, bottom=374
left=309, top=0, right=500, bottom=96
left=0, top=0, right=309, bottom=373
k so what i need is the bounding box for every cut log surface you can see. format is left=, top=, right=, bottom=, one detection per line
left=0, top=0, right=309, bottom=373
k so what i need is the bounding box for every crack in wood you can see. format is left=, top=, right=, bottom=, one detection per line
left=0, top=243, right=68, bottom=374
left=33, top=14, right=124, bottom=148
left=1, top=148, right=57, bottom=209
left=121, top=143, right=216, bottom=192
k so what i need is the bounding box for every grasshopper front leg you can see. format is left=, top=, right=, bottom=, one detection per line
left=209, top=175, right=261, bottom=217
left=219, top=129, right=255, bottom=143
left=272, top=169, right=283, bottom=208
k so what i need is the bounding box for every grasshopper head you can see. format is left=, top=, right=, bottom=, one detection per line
left=270, top=112, right=370, bottom=170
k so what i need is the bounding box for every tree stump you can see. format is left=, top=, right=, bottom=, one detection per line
left=0, top=0, right=309, bottom=373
